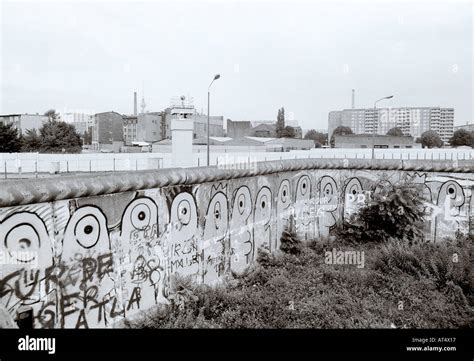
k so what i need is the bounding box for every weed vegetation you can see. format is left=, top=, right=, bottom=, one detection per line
left=126, top=181, right=472, bottom=329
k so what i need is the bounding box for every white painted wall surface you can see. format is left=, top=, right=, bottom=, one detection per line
left=0, top=148, right=472, bottom=176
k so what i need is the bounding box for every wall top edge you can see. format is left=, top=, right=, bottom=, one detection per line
left=0, top=159, right=472, bottom=208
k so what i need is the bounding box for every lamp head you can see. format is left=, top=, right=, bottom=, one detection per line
left=214, top=74, right=221, bottom=80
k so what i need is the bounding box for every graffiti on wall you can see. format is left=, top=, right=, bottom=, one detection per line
left=316, top=176, right=338, bottom=238
left=253, top=186, right=273, bottom=257
left=230, top=186, right=253, bottom=274
left=0, top=168, right=472, bottom=328
left=202, top=187, right=229, bottom=285
left=120, top=197, right=164, bottom=315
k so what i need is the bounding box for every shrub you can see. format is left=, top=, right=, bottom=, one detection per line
left=167, top=275, right=199, bottom=311
left=256, top=247, right=279, bottom=268
left=372, top=235, right=473, bottom=304
left=126, top=233, right=472, bottom=329
left=280, top=215, right=303, bottom=255
left=337, top=181, right=425, bottom=244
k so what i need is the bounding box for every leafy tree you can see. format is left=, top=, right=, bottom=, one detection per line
left=44, top=109, right=59, bottom=121
left=276, top=107, right=285, bottom=137
left=420, top=130, right=443, bottom=148
left=83, top=127, right=93, bottom=145
left=279, top=126, right=296, bottom=138
left=21, top=129, right=41, bottom=152
left=38, top=120, right=82, bottom=153
left=330, top=126, right=353, bottom=148
left=449, top=129, right=474, bottom=147
left=0, top=123, right=22, bottom=152
left=386, top=127, right=404, bottom=137
left=304, top=129, right=327, bottom=145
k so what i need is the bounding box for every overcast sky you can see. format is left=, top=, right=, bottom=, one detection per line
left=1, top=0, right=472, bottom=131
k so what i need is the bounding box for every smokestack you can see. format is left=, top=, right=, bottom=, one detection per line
left=134, top=92, right=137, bottom=115
left=351, top=89, right=355, bottom=109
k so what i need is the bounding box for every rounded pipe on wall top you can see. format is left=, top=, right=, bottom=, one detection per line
left=0, top=159, right=472, bottom=208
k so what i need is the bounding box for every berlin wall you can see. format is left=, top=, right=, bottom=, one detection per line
left=0, top=159, right=472, bottom=328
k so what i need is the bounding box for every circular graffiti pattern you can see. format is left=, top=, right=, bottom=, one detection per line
left=64, top=206, right=109, bottom=251
left=205, top=192, right=228, bottom=234
left=323, top=181, right=335, bottom=198
left=1, top=212, right=50, bottom=264
left=345, top=178, right=363, bottom=198
left=214, top=201, right=221, bottom=221
left=73, top=214, right=101, bottom=249
left=297, top=176, right=310, bottom=198
left=324, top=183, right=333, bottom=195
left=177, top=199, right=192, bottom=225
left=5, top=224, right=40, bottom=262
left=319, top=176, right=338, bottom=206
left=438, top=180, right=465, bottom=207
left=232, top=187, right=252, bottom=220
left=255, top=187, right=272, bottom=220
left=278, top=180, right=291, bottom=208
left=170, top=192, right=197, bottom=238
left=237, top=193, right=246, bottom=215
left=130, top=202, right=153, bottom=230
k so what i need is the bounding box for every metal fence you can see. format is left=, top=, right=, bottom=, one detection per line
left=2, top=157, right=163, bottom=179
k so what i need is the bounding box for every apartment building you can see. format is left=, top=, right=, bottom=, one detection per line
left=92, top=111, right=124, bottom=151
left=334, top=134, right=419, bottom=149
left=328, top=107, right=454, bottom=143
left=123, top=115, right=138, bottom=145
left=454, top=123, right=474, bottom=132
left=226, top=119, right=303, bottom=138
left=137, top=112, right=163, bottom=143
left=61, top=112, right=94, bottom=136
left=0, top=114, right=49, bottom=135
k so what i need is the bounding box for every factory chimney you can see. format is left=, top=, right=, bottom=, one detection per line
left=351, top=89, right=355, bottom=109
left=133, top=92, right=137, bottom=115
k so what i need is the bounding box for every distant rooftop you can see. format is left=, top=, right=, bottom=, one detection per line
left=209, top=136, right=232, bottom=142
left=152, top=139, right=172, bottom=145
left=94, top=111, right=122, bottom=116
left=131, top=141, right=150, bottom=146
left=245, top=136, right=277, bottom=143
left=0, top=113, right=45, bottom=117
left=248, top=119, right=300, bottom=127
left=193, top=136, right=232, bottom=145
left=336, top=134, right=413, bottom=139
left=337, top=107, right=454, bottom=111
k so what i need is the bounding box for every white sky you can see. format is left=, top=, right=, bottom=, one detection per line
left=1, top=0, right=472, bottom=131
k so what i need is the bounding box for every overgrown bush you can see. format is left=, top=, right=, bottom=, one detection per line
left=336, top=181, right=425, bottom=244
left=372, top=234, right=473, bottom=305
left=280, top=215, right=303, bottom=255
left=126, top=235, right=471, bottom=329
left=167, top=275, right=199, bottom=311
left=256, top=247, right=279, bottom=268
left=124, top=223, right=471, bottom=329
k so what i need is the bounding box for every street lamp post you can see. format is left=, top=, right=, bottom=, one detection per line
left=371, top=95, right=394, bottom=159
left=207, top=74, right=221, bottom=166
